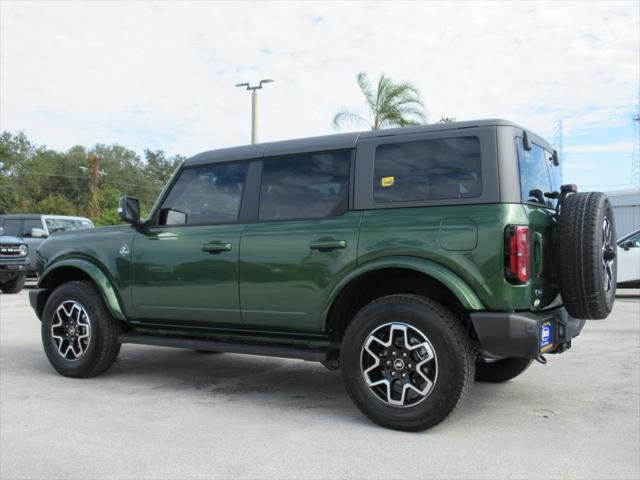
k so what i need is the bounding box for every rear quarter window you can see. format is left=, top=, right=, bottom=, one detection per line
left=373, top=136, right=482, bottom=203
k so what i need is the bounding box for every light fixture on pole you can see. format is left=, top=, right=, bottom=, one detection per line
left=235, top=79, right=274, bottom=144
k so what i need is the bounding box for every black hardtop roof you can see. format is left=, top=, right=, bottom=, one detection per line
left=185, top=119, right=549, bottom=166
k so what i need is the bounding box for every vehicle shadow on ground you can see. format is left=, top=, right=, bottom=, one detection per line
left=19, top=343, right=528, bottom=429
left=108, top=346, right=369, bottom=424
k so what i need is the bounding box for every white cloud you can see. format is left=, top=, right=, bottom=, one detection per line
left=1, top=0, right=638, bottom=160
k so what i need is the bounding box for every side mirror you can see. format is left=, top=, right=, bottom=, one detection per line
left=118, top=196, right=141, bottom=225
left=30, top=228, right=47, bottom=238
left=623, top=240, right=635, bottom=251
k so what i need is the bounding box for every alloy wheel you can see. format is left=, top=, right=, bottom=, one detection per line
left=51, top=301, right=91, bottom=361
left=360, top=322, right=437, bottom=407
left=602, top=216, right=616, bottom=293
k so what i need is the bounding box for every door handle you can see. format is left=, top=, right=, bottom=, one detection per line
left=309, top=240, right=347, bottom=251
left=532, top=232, right=543, bottom=277
left=202, top=242, right=232, bottom=254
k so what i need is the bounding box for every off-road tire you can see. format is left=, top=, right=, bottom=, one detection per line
left=340, top=294, right=475, bottom=432
left=556, top=192, right=617, bottom=319
left=0, top=273, right=26, bottom=294
left=475, top=357, right=533, bottom=383
left=41, top=281, right=121, bottom=378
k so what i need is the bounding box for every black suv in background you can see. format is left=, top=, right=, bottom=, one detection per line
left=0, top=227, right=29, bottom=293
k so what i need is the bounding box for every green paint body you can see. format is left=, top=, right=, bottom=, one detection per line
left=36, top=203, right=558, bottom=344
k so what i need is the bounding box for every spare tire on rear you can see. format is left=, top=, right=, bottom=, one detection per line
left=556, top=192, right=617, bottom=319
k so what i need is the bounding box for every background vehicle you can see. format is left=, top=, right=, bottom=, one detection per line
left=0, top=226, right=29, bottom=294
left=28, top=120, right=616, bottom=431
left=617, top=229, right=640, bottom=288
left=0, top=214, right=94, bottom=277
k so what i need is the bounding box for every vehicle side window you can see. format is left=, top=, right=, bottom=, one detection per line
left=373, top=136, right=482, bottom=203
left=259, top=151, right=350, bottom=221
left=158, top=163, right=248, bottom=225
left=2, top=219, right=21, bottom=236
left=22, top=219, right=43, bottom=237
left=624, top=232, right=640, bottom=247
left=516, top=138, right=553, bottom=206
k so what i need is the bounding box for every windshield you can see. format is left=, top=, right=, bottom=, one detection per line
left=45, top=218, right=94, bottom=233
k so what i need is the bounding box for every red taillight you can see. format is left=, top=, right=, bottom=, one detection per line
left=505, top=226, right=530, bottom=284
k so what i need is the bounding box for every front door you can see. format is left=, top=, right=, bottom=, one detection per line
left=239, top=151, right=359, bottom=333
left=131, top=161, right=249, bottom=328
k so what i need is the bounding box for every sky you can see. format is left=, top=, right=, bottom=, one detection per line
left=1, top=0, right=639, bottom=191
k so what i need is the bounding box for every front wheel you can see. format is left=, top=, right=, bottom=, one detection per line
left=475, top=357, right=533, bottom=383
left=340, top=294, right=475, bottom=432
left=0, top=273, right=26, bottom=294
left=41, top=281, right=121, bottom=378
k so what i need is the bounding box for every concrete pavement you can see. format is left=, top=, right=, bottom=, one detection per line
left=1, top=287, right=638, bottom=479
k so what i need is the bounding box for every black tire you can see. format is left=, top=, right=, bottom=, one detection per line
left=41, top=281, right=121, bottom=378
left=475, top=357, right=533, bottom=383
left=340, top=294, right=475, bottom=432
left=0, top=273, right=26, bottom=294
left=556, top=192, right=617, bottom=319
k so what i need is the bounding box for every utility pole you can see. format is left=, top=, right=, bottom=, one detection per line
left=632, top=88, right=640, bottom=188
left=553, top=119, right=563, bottom=164
left=86, top=154, right=104, bottom=220
left=235, top=79, right=274, bottom=144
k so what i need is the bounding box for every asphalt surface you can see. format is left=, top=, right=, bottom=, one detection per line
left=1, top=285, right=639, bottom=480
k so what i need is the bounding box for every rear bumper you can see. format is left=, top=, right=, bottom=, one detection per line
left=470, top=306, right=585, bottom=359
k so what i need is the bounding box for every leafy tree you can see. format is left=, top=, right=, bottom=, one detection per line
left=0, top=131, right=183, bottom=226
left=333, top=72, right=426, bottom=130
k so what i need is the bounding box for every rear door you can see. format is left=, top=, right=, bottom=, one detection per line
left=131, top=161, right=248, bottom=328
left=515, top=137, right=560, bottom=307
left=239, top=151, right=360, bottom=333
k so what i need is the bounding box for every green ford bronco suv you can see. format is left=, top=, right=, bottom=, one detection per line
left=29, top=119, right=617, bottom=431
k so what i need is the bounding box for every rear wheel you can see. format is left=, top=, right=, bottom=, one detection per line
left=556, top=192, right=617, bottom=319
left=0, top=273, right=26, bottom=294
left=41, top=281, right=121, bottom=378
left=340, top=294, right=475, bottom=432
left=475, top=357, right=533, bottom=383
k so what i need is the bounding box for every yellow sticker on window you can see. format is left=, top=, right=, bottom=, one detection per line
left=381, top=176, right=395, bottom=187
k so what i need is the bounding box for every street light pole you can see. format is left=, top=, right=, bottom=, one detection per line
left=235, top=79, right=274, bottom=144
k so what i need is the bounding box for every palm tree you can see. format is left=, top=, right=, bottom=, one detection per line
left=333, top=72, right=426, bottom=130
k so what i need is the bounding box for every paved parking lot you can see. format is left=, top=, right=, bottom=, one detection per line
left=1, top=286, right=639, bottom=480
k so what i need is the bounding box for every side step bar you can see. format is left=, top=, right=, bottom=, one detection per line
left=119, top=332, right=334, bottom=362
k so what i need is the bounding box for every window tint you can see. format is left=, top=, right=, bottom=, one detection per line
left=259, top=152, right=350, bottom=221
left=2, top=219, right=21, bottom=236
left=373, top=137, right=482, bottom=203
left=159, top=163, right=248, bottom=225
left=516, top=138, right=553, bottom=206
